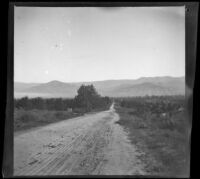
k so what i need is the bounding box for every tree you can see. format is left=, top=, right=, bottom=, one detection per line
left=14, top=84, right=111, bottom=112
left=73, top=84, right=104, bottom=112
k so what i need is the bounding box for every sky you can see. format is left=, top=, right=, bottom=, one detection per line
left=14, top=6, right=185, bottom=83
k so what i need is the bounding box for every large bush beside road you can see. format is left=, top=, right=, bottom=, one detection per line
left=14, top=84, right=111, bottom=131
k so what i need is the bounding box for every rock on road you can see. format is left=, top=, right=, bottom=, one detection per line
left=14, top=103, right=146, bottom=176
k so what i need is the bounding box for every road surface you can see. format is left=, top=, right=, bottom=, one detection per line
left=14, top=103, right=146, bottom=176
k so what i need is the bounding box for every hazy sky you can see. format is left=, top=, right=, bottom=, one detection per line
left=14, top=6, right=185, bottom=83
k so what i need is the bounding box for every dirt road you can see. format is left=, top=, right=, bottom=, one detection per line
left=14, top=103, right=146, bottom=176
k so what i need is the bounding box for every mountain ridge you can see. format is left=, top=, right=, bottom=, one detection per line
left=14, top=76, right=184, bottom=84
left=14, top=76, right=185, bottom=98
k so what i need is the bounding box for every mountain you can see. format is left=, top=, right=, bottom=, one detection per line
left=26, top=81, right=79, bottom=94
left=14, top=82, right=41, bottom=92
left=14, top=76, right=185, bottom=98
left=102, top=82, right=181, bottom=97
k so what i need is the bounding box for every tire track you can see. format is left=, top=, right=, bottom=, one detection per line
left=15, top=111, right=111, bottom=176
left=14, top=104, right=146, bottom=176
left=16, top=121, right=96, bottom=175
left=15, top=127, right=86, bottom=175
left=66, top=120, right=112, bottom=175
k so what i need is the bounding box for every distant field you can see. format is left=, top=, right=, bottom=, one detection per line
left=14, top=109, right=83, bottom=132
left=14, top=92, right=51, bottom=99
left=14, top=92, right=70, bottom=99
left=114, top=96, right=190, bottom=177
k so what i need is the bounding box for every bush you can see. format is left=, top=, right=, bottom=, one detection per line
left=15, top=109, right=37, bottom=122
left=54, top=111, right=71, bottom=119
left=14, top=97, right=74, bottom=111
left=14, top=109, right=82, bottom=131
left=118, top=95, right=185, bottom=119
left=72, top=108, right=86, bottom=114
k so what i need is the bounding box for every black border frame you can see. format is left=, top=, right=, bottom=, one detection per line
left=3, top=1, right=199, bottom=178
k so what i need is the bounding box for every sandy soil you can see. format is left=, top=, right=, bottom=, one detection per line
left=14, top=103, right=146, bottom=176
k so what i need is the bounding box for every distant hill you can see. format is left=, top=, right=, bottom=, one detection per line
left=14, top=82, right=41, bottom=92
left=102, top=82, right=182, bottom=97
left=14, top=76, right=185, bottom=98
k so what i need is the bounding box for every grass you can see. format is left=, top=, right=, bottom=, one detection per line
left=14, top=105, right=111, bottom=132
left=14, top=108, right=83, bottom=132
left=115, top=104, right=190, bottom=177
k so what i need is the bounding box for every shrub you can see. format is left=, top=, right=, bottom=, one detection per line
left=54, top=111, right=70, bottom=119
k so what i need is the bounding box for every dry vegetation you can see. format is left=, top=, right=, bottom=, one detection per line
left=14, top=109, right=82, bottom=132
left=14, top=85, right=111, bottom=132
left=114, top=96, right=190, bottom=177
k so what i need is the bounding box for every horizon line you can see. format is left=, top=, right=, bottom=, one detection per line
left=15, top=75, right=185, bottom=84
